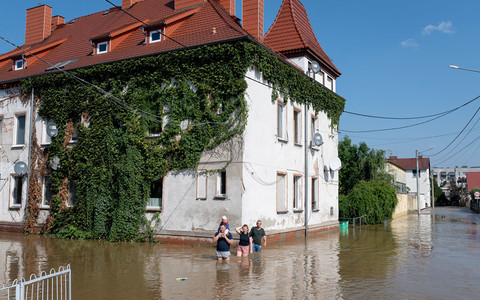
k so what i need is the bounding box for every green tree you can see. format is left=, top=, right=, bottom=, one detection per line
left=339, top=180, right=397, bottom=224
left=433, top=179, right=444, bottom=205
left=338, top=136, right=393, bottom=195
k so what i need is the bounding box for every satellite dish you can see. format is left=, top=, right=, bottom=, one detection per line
left=311, top=61, right=320, bottom=73
left=313, top=133, right=323, bottom=146
left=329, top=157, right=342, bottom=171
left=50, top=156, right=60, bottom=170
left=46, top=120, right=58, bottom=138
left=14, top=161, right=28, bottom=176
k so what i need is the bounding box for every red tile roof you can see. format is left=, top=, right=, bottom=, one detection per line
left=467, top=172, right=480, bottom=191
left=386, top=156, right=430, bottom=170
left=0, top=0, right=249, bottom=83
left=264, top=0, right=340, bottom=77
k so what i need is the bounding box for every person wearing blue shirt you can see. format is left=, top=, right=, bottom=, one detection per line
left=213, top=224, right=233, bottom=261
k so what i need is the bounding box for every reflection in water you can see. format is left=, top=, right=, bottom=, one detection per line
left=0, top=208, right=479, bottom=299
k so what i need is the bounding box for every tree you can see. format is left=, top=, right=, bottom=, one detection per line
left=338, top=136, right=393, bottom=195
left=432, top=179, right=445, bottom=206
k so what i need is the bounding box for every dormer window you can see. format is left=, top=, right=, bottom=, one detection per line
left=14, top=58, right=25, bottom=71
left=97, top=41, right=109, bottom=54
left=142, top=22, right=165, bottom=45
left=149, top=29, right=162, bottom=43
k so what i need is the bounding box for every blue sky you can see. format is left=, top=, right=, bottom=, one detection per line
left=1, top=0, right=480, bottom=167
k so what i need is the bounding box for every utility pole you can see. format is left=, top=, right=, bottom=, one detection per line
left=416, top=150, right=421, bottom=214
left=431, top=168, right=435, bottom=209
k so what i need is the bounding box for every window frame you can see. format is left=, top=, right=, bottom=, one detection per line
left=293, top=174, right=303, bottom=212
left=147, top=177, right=163, bottom=211
left=42, top=175, right=53, bottom=209
left=14, top=59, right=25, bottom=71
left=311, top=176, right=319, bottom=211
left=293, top=106, right=302, bottom=145
left=215, top=171, right=227, bottom=198
left=14, top=113, right=27, bottom=147
left=67, top=181, right=76, bottom=207
left=10, top=174, right=24, bottom=209
left=277, top=99, right=287, bottom=141
left=276, top=172, right=288, bottom=213
left=149, top=29, right=162, bottom=43
left=96, top=41, right=109, bottom=54
left=326, top=76, right=333, bottom=90
left=196, top=172, right=207, bottom=200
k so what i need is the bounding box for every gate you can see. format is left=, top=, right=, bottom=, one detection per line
left=0, top=265, right=71, bottom=300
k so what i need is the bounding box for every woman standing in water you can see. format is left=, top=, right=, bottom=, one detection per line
left=235, top=225, right=251, bottom=257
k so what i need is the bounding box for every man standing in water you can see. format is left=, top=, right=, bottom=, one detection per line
left=213, top=224, right=233, bottom=261
left=250, top=220, right=266, bottom=253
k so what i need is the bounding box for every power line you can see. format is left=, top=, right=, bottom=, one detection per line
left=340, top=112, right=449, bottom=133
left=343, top=94, right=480, bottom=120
left=430, top=104, right=480, bottom=157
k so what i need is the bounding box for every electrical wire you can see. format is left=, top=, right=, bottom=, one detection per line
left=343, top=93, right=480, bottom=120
left=340, top=111, right=450, bottom=133
left=429, top=104, right=480, bottom=157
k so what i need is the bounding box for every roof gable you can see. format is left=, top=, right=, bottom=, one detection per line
left=386, top=157, right=430, bottom=170
left=264, top=0, right=340, bottom=77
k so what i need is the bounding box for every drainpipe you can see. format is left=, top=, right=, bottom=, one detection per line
left=25, top=88, right=34, bottom=216
left=304, top=103, right=308, bottom=237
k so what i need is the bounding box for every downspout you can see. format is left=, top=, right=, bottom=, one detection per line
left=25, top=87, right=34, bottom=219
left=304, top=103, right=308, bottom=237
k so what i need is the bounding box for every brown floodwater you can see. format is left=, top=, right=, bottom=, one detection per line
left=0, top=207, right=479, bottom=299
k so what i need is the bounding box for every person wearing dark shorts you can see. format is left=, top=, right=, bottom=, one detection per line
left=250, top=220, right=266, bottom=253
left=213, top=224, right=233, bottom=261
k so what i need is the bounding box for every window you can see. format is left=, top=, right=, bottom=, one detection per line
left=318, top=71, right=325, bottom=85
left=149, top=29, right=162, bottom=43
left=71, top=117, right=82, bottom=142
left=43, top=176, right=53, bottom=207
left=12, top=175, right=24, bottom=207
left=326, top=76, right=333, bottom=90
left=97, top=41, right=108, bottom=54
left=14, top=59, right=24, bottom=70
left=293, top=108, right=301, bottom=144
left=307, top=61, right=315, bottom=79
left=196, top=173, right=207, bottom=200
left=216, top=171, right=227, bottom=197
left=293, top=175, right=303, bottom=211
left=311, top=177, right=319, bottom=211
left=276, top=173, right=287, bottom=213
left=412, top=170, right=418, bottom=178
left=277, top=100, right=287, bottom=140
left=147, top=178, right=163, bottom=210
left=15, top=114, right=26, bottom=145
left=311, top=115, right=319, bottom=145
left=68, top=181, right=77, bottom=207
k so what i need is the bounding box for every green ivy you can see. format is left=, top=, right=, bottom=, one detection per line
left=23, top=40, right=344, bottom=241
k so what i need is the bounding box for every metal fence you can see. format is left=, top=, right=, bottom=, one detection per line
left=0, top=265, right=71, bottom=300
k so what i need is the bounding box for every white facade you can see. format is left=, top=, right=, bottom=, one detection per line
left=406, top=169, right=431, bottom=208
left=288, top=57, right=336, bottom=93
left=0, top=62, right=340, bottom=234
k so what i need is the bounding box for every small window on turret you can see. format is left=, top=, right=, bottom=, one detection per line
left=14, top=59, right=25, bottom=70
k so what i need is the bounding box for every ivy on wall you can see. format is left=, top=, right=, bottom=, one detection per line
left=22, top=40, right=344, bottom=241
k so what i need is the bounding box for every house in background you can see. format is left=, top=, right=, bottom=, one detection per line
left=0, top=0, right=344, bottom=240
left=386, top=156, right=431, bottom=208
left=386, top=160, right=417, bottom=217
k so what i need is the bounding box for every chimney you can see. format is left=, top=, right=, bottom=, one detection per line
left=242, top=0, right=264, bottom=42
left=217, top=0, right=235, bottom=15
left=388, top=156, right=397, bottom=160
left=25, top=4, right=52, bottom=45
left=122, top=0, right=143, bottom=9
left=51, top=15, right=65, bottom=29
left=175, top=0, right=205, bottom=11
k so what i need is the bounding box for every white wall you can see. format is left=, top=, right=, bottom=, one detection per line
left=287, top=57, right=336, bottom=93
left=406, top=169, right=431, bottom=208
left=241, top=65, right=339, bottom=230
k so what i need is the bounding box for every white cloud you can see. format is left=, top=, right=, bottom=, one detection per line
left=400, top=39, right=418, bottom=48
left=422, top=21, right=455, bottom=35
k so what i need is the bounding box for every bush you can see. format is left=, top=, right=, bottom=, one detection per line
left=339, top=180, right=398, bottom=225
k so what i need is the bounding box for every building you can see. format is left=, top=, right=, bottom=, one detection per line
left=0, top=0, right=344, bottom=240
left=386, top=156, right=431, bottom=208
left=432, top=166, right=480, bottom=188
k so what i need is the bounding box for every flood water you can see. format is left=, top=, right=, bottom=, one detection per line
left=0, top=207, right=479, bottom=299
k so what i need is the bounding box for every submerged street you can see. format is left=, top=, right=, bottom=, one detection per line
left=0, top=207, right=479, bottom=299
